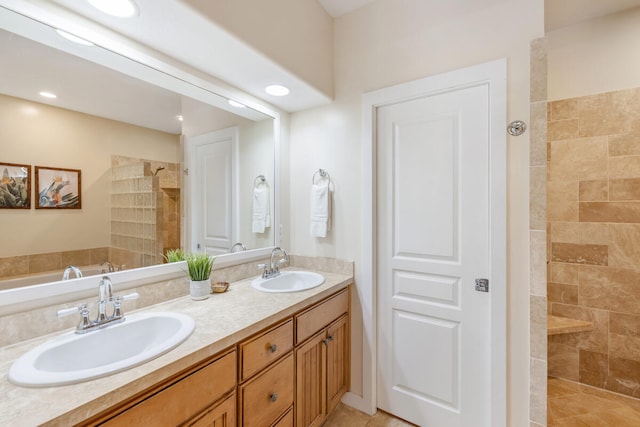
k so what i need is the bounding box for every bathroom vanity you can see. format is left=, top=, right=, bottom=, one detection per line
left=0, top=268, right=352, bottom=426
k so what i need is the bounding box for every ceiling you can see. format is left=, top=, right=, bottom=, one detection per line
left=317, top=0, right=375, bottom=18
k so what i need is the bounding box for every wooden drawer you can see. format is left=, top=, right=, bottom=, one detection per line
left=240, top=319, right=293, bottom=381
left=101, top=350, right=236, bottom=426
left=184, top=393, right=235, bottom=427
left=239, top=352, right=294, bottom=427
left=272, top=407, right=294, bottom=427
left=296, top=288, right=348, bottom=344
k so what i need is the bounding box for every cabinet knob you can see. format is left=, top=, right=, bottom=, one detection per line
left=268, top=344, right=278, bottom=353
left=270, top=392, right=278, bottom=402
left=328, top=335, right=335, bottom=342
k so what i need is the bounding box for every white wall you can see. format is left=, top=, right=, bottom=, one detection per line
left=288, top=1, right=543, bottom=425
left=547, top=6, right=640, bottom=100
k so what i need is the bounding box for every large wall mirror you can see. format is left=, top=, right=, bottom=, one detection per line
left=0, top=5, right=279, bottom=297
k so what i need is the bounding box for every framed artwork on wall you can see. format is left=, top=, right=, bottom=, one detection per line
left=0, top=162, right=31, bottom=209
left=35, top=166, right=81, bottom=209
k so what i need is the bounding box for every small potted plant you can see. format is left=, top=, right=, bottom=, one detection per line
left=185, top=252, right=215, bottom=300
left=164, top=248, right=185, bottom=263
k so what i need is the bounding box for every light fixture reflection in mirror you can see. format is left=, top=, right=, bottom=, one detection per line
left=0, top=6, right=279, bottom=299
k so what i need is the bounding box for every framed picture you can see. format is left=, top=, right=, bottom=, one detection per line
left=0, top=162, right=31, bottom=209
left=35, top=166, right=81, bottom=209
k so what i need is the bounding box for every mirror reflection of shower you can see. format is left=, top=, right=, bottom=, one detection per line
left=153, top=166, right=165, bottom=176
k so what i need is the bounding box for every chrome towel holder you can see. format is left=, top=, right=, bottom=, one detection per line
left=312, top=169, right=331, bottom=185
left=254, top=174, right=266, bottom=187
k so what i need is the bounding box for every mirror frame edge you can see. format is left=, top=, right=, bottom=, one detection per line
left=0, top=1, right=286, bottom=316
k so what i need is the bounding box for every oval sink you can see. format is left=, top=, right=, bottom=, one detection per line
left=9, top=311, right=195, bottom=387
left=252, top=271, right=325, bottom=293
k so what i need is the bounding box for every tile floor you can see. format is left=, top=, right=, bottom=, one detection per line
left=548, top=377, right=640, bottom=426
left=323, top=403, right=417, bottom=427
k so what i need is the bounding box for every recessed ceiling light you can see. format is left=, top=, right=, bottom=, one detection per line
left=56, top=29, right=94, bottom=46
left=265, top=85, right=290, bottom=97
left=176, top=115, right=183, bottom=122
left=228, top=99, right=246, bottom=108
left=87, top=0, right=138, bottom=18
left=39, top=91, right=57, bottom=99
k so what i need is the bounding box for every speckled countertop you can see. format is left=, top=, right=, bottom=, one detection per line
left=0, top=269, right=352, bottom=426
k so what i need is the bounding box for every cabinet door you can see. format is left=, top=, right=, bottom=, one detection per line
left=295, top=331, right=327, bottom=427
left=185, top=394, right=235, bottom=427
left=326, top=315, right=349, bottom=413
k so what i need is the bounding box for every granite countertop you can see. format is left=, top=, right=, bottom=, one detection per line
left=0, top=269, right=352, bottom=426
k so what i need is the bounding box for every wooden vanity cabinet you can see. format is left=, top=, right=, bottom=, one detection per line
left=92, top=349, right=236, bottom=427
left=295, top=289, right=350, bottom=427
left=237, top=319, right=295, bottom=427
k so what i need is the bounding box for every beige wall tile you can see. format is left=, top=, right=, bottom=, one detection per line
left=609, top=224, right=640, bottom=271
left=60, top=249, right=92, bottom=268
left=579, top=223, right=609, bottom=245
left=579, top=349, right=608, bottom=389
left=530, top=166, right=546, bottom=231
left=607, top=357, right=640, bottom=398
left=530, top=37, right=547, bottom=103
left=548, top=180, right=579, bottom=222
left=530, top=357, right=548, bottom=425
left=531, top=102, right=548, bottom=166
left=548, top=119, right=579, bottom=141
left=549, top=99, right=578, bottom=121
left=0, top=256, right=28, bottom=279
left=550, top=262, right=579, bottom=285
left=579, top=266, right=640, bottom=314
left=28, top=252, right=61, bottom=274
left=579, top=202, right=640, bottom=223
left=610, top=178, right=640, bottom=201
left=531, top=296, right=547, bottom=359
left=609, top=156, right=640, bottom=179
left=579, top=180, right=608, bottom=201
left=548, top=283, right=578, bottom=304
left=549, top=137, right=608, bottom=181
left=551, top=242, right=608, bottom=266
left=610, top=312, right=640, bottom=338
left=550, top=304, right=608, bottom=354
left=531, top=231, right=547, bottom=296
left=548, top=340, right=579, bottom=381
left=609, top=334, right=640, bottom=363
left=550, top=221, right=579, bottom=243
left=577, top=91, right=638, bottom=138
left=609, top=132, right=640, bottom=157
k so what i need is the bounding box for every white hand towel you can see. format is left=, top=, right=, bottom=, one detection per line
left=310, top=182, right=331, bottom=238
left=252, top=186, right=270, bottom=233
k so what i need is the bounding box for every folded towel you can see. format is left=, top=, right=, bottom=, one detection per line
left=252, top=186, right=270, bottom=233
left=310, top=181, right=331, bottom=238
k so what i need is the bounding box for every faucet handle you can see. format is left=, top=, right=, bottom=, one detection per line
left=57, top=303, right=88, bottom=318
left=113, top=293, right=139, bottom=318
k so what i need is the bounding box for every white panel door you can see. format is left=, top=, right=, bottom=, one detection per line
left=190, top=128, right=237, bottom=255
left=376, top=84, right=491, bottom=426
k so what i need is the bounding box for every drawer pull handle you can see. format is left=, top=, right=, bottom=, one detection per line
left=270, top=393, right=278, bottom=402
left=269, top=344, right=278, bottom=353
left=323, top=335, right=335, bottom=346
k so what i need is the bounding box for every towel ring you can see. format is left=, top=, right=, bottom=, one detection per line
left=312, top=169, right=331, bottom=185
left=254, top=174, right=266, bottom=187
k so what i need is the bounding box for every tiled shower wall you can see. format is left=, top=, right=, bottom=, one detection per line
left=547, top=87, right=640, bottom=399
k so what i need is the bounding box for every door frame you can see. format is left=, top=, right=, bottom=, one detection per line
left=353, top=59, right=507, bottom=426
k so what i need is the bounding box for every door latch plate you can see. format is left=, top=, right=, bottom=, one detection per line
left=475, top=278, right=489, bottom=292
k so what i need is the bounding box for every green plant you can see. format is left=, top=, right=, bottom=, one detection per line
left=164, top=248, right=186, bottom=263
left=185, top=252, right=215, bottom=281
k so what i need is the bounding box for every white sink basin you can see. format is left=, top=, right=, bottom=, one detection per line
left=252, top=271, right=325, bottom=293
left=9, top=311, right=195, bottom=387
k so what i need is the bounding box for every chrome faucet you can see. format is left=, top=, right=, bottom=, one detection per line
left=229, top=242, right=246, bottom=253
left=57, top=275, right=138, bottom=334
left=258, top=247, right=289, bottom=279
left=62, top=265, right=83, bottom=280
left=100, top=261, right=115, bottom=274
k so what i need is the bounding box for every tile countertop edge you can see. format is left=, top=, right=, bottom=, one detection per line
left=0, top=270, right=353, bottom=427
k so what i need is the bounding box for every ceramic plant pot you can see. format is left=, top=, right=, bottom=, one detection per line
left=190, top=279, right=210, bottom=301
